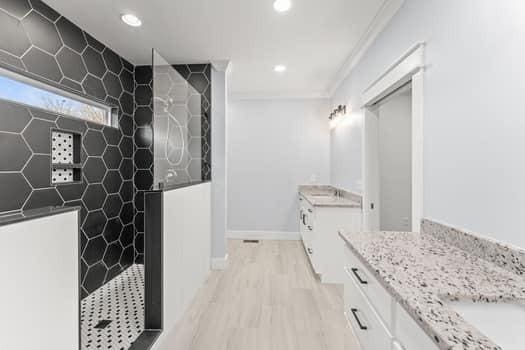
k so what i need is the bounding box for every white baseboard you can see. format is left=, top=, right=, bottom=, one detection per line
left=211, top=254, right=229, bottom=270
left=226, top=230, right=300, bottom=241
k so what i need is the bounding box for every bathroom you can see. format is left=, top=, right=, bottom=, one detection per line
left=1, top=0, right=524, bottom=349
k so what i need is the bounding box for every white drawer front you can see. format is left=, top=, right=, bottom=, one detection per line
left=345, top=271, right=392, bottom=350
left=344, top=247, right=393, bottom=328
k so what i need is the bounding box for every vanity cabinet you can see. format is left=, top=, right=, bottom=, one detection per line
left=342, top=245, right=439, bottom=350
left=299, top=194, right=361, bottom=283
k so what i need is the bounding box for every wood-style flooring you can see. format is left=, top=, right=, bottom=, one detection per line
left=159, top=240, right=359, bottom=350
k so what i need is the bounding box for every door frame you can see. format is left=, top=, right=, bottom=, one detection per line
left=361, top=43, right=425, bottom=232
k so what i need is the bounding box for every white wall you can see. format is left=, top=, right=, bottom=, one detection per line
left=330, top=0, right=525, bottom=247
left=378, top=90, right=412, bottom=231
left=227, top=99, right=330, bottom=234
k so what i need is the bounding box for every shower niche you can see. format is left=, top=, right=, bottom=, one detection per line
left=51, top=129, right=82, bottom=185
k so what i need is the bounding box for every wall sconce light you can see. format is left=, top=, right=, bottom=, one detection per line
left=329, top=105, right=347, bottom=129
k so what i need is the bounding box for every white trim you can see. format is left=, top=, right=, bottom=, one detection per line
left=361, top=43, right=425, bottom=232
left=226, top=230, right=301, bottom=241
left=211, top=60, right=232, bottom=73
left=211, top=254, right=229, bottom=270
left=228, top=91, right=329, bottom=101
left=362, top=43, right=425, bottom=106
left=326, top=0, right=405, bottom=97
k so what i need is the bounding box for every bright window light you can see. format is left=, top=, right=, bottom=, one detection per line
left=274, top=65, right=287, bottom=73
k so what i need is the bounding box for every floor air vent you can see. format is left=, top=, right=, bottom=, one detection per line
left=243, top=240, right=260, bottom=243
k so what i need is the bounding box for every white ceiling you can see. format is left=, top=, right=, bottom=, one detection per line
left=44, top=0, right=394, bottom=98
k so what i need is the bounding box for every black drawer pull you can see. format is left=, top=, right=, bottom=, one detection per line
left=350, top=308, right=368, bottom=330
left=308, top=209, right=313, bottom=213
left=351, top=268, right=368, bottom=284
left=307, top=248, right=313, bottom=255
left=307, top=225, right=313, bottom=231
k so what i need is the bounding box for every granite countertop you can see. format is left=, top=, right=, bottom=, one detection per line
left=298, top=185, right=362, bottom=208
left=339, top=230, right=525, bottom=350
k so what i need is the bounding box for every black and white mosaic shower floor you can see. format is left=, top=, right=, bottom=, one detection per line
left=81, top=264, right=144, bottom=350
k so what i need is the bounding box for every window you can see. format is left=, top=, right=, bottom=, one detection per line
left=0, top=67, right=113, bottom=126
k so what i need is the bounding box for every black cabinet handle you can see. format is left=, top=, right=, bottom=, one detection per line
left=302, top=215, right=307, bottom=225
left=350, top=308, right=368, bottom=330
left=307, top=248, right=313, bottom=254
left=308, top=209, right=313, bottom=213
left=351, top=268, right=368, bottom=284
left=307, top=225, right=312, bottom=231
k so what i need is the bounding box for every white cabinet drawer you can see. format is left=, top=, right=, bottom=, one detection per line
left=345, top=270, right=392, bottom=350
left=344, top=246, right=393, bottom=328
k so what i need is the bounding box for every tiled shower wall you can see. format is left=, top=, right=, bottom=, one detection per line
left=0, top=0, right=135, bottom=296
left=132, top=64, right=212, bottom=263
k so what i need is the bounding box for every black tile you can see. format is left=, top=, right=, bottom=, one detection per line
left=1, top=0, right=31, bottom=18
left=22, top=118, right=55, bottom=153
left=29, top=0, right=60, bottom=21
left=121, top=245, right=135, bottom=265
left=189, top=64, right=207, bottom=73
left=85, top=120, right=104, bottom=130
left=102, top=48, right=122, bottom=74
left=56, top=181, right=86, bottom=201
left=82, top=46, right=106, bottom=78
left=119, top=92, right=134, bottom=115
left=82, top=210, right=106, bottom=238
left=135, top=232, right=144, bottom=253
left=122, top=59, right=134, bottom=73
left=120, top=223, right=134, bottom=247
left=60, top=77, right=83, bottom=93
left=119, top=115, right=133, bottom=137
left=0, top=173, right=31, bottom=212
left=102, top=126, right=121, bottom=145
left=84, top=262, right=107, bottom=293
left=22, top=154, right=51, bottom=188
left=135, top=253, right=144, bottom=264
left=119, top=202, right=133, bottom=225
left=134, top=148, right=153, bottom=169
left=103, top=217, right=122, bottom=243
left=55, top=16, right=87, bottom=53
left=120, top=181, right=133, bottom=202
left=135, top=170, right=152, bottom=191
left=56, top=46, right=87, bottom=83
left=102, top=170, right=122, bottom=194
left=134, top=66, right=152, bottom=85
left=134, top=213, right=144, bottom=234
left=0, top=100, right=32, bottom=132
left=134, top=191, right=144, bottom=211
left=119, top=159, right=133, bottom=182
left=0, top=49, right=25, bottom=70
left=83, top=129, right=105, bottom=156
left=103, top=194, right=122, bottom=218
left=30, top=108, right=58, bottom=121
left=119, top=136, right=133, bottom=159
left=81, top=74, right=106, bottom=101
left=102, top=72, right=122, bottom=99
left=119, top=69, right=134, bottom=93
left=84, top=32, right=105, bottom=52
left=135, top=85, right=152, bottom=106
left=105, top=264, right=122, bottom=281
left=103, top=242, right=122, bottom=268
left=134, top=106, right=152, bottom=127
left=22, top=11, right=62, bottom=54
left=188, top=73, right=209, bottom=94
left=56, top=116, right=87, bottom=134
left=0, top=132, right=31, bottom=171
left=23, top=188, right=63, bottom=210
left=0, top=10, right=31, bottom=56
left=83, top=157, right=106, bottom=183
left=21, top=47, right=62, bottom=82
left=134, top=126, right=153, bottom=148
left=82, top=184, right=106, bottom=210
left=102, top=145, right=121, bottom=169
left=173, top=64, right=190, bottom=80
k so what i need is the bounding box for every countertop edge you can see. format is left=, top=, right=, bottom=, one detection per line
left=150, top=180, right=211, bottom=192
left=338, top=231, right=447, bottom=350
left=0, top=206, right=81, bottom=227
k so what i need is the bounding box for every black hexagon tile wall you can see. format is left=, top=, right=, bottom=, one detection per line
left=0, top=0, right=212, bottom=297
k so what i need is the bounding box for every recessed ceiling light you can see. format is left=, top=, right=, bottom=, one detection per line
left=274, top=65, right=287, bottom=73
left=273, top=0, right=292, bottom=13
left=121, top=13, right=142, bottom=27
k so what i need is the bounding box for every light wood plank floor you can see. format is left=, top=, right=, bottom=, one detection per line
left=160, top=240, right=360, bottom=350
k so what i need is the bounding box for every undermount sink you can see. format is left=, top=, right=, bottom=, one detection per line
left=444, top=300, right=525, bottom=349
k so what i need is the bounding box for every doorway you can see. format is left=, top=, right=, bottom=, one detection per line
left=369, top=84, right=412, bottom=231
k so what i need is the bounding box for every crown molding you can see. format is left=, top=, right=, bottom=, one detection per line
left=228, top=91, right=329, bottom=101
left=325, top=0, right=405, bottom=98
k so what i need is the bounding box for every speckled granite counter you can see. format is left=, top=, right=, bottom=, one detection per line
left=339, top=229, right=525, bottom=350
left=298, top=185, right=362, bottom=208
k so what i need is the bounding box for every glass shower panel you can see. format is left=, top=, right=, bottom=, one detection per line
left=152, top=49, right=203, bottom=189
